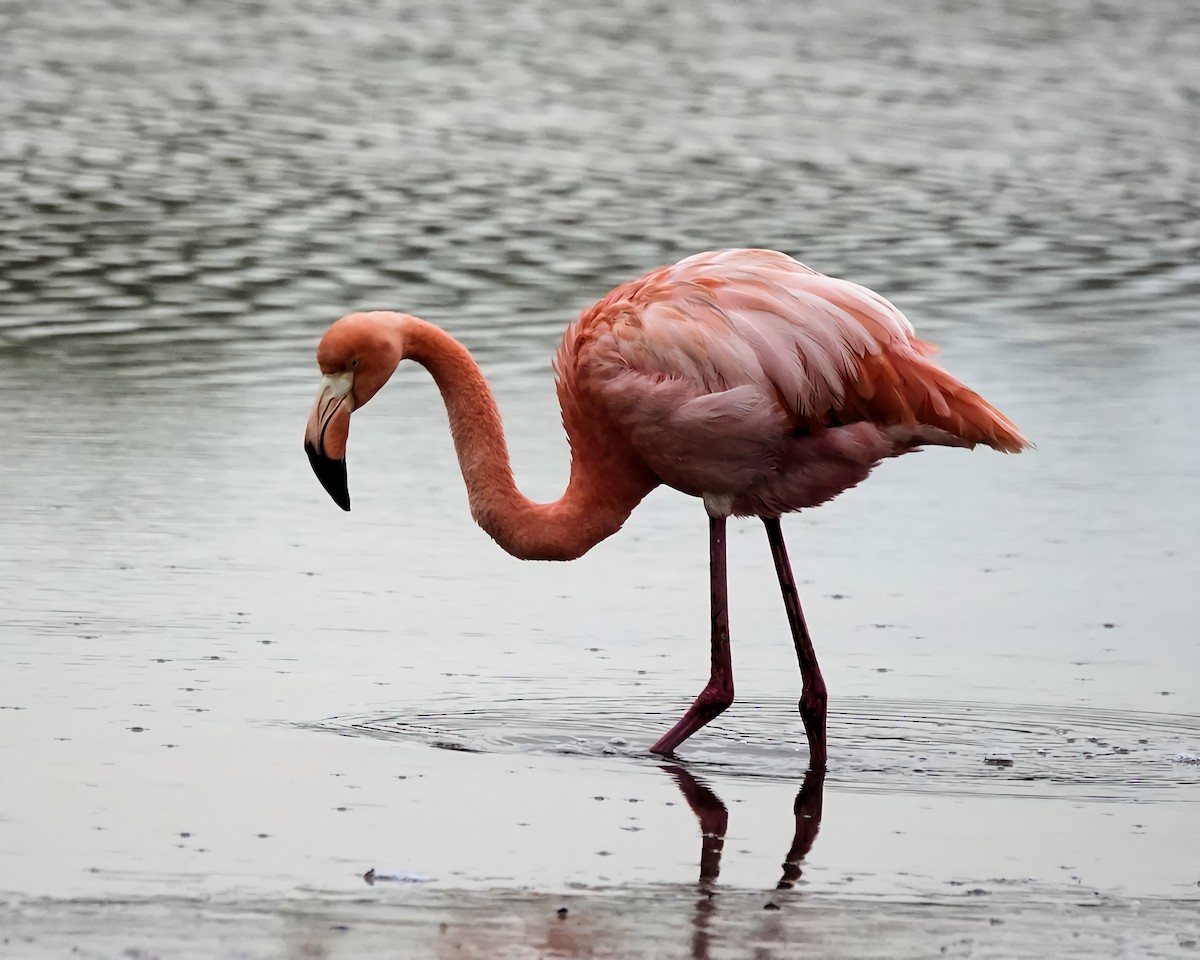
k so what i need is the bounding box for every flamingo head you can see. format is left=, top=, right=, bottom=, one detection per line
left=304, top=311, right=408, bottom=511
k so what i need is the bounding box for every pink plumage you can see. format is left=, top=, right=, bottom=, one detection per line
left=305, top=248, right=1029, bottom=765
left=556, top=248, right=1028, bottom=516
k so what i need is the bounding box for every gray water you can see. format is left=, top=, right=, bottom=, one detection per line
left=2, top=1, right=1199, bottom=956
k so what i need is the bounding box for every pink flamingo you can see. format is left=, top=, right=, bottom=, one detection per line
left=304, top=249, right=1028, bottom=767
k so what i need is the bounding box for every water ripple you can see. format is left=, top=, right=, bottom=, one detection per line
left=308, top=696, right=1200, bottom=802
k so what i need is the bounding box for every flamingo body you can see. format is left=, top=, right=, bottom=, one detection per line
left=304, top=249, right=1028, bottom=764
left=555, top=249, right=1025, bottom=517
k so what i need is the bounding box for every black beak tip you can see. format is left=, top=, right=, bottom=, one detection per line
left=304, top=441, right=351, bottom=512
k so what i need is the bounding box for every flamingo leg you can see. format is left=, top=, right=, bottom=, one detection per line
left=763, top=518, right=828, bottom=769
left=649, top=516, right=733, bottom=755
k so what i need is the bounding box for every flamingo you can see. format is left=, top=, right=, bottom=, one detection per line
left=304, top=249, right=1028, bottom=768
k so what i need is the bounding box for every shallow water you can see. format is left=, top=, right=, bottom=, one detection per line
left=2, top=0, right=1199, bottom=955
left=314, top=694, right=1200, bottom=800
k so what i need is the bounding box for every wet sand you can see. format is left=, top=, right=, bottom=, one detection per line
left=2, top=719, right=1198, bottom=957
left=3, top=0, right=1200, bottom=956
left=5, top=887, right=1198, bottom=959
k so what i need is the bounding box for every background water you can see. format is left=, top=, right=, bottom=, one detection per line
left=1, top=1, right=1199, bottom=955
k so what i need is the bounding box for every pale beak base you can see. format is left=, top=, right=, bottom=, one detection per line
left=305, top=379, right=354, bottom=511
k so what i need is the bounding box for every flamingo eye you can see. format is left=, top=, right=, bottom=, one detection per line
left=350, top=359, right=359, bottom=368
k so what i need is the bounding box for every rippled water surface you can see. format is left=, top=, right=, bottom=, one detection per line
left=2, top=1, right=1199, bottom=956
left=314, top=695, right=1200, bottom=800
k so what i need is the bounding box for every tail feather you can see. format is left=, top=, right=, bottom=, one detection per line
left=849, top=343, right=1030, bottom=454
left=902, top=356, right=1029, bottom=453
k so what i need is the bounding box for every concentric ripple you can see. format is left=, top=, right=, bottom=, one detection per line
left=309, top=696, right=1200, bottom=801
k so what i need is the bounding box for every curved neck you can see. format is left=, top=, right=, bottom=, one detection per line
left=403, top=319, right=657, bottom=561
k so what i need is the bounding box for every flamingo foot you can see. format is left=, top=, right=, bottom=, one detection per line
left=649, top=683, right=734, bottom=756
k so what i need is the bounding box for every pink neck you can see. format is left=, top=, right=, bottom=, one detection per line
left=403, top=318, right=657, bottom=561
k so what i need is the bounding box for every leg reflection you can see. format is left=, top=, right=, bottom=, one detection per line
left=661, top=763, right=826, bottom=891
left=777, top=764, right=826, bottom=889
left=661, top=765, right=729, bottom=887
left=661, top=765, right=726, bottom=960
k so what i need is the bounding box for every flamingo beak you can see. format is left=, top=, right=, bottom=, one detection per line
left=304, top=374, right=354, bottom=511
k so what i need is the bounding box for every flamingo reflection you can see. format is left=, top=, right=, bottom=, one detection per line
left=662, top=764, right=825, bottom=959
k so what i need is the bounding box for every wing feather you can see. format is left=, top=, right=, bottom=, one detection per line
left=559, top=250, right=1029, bottom=483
